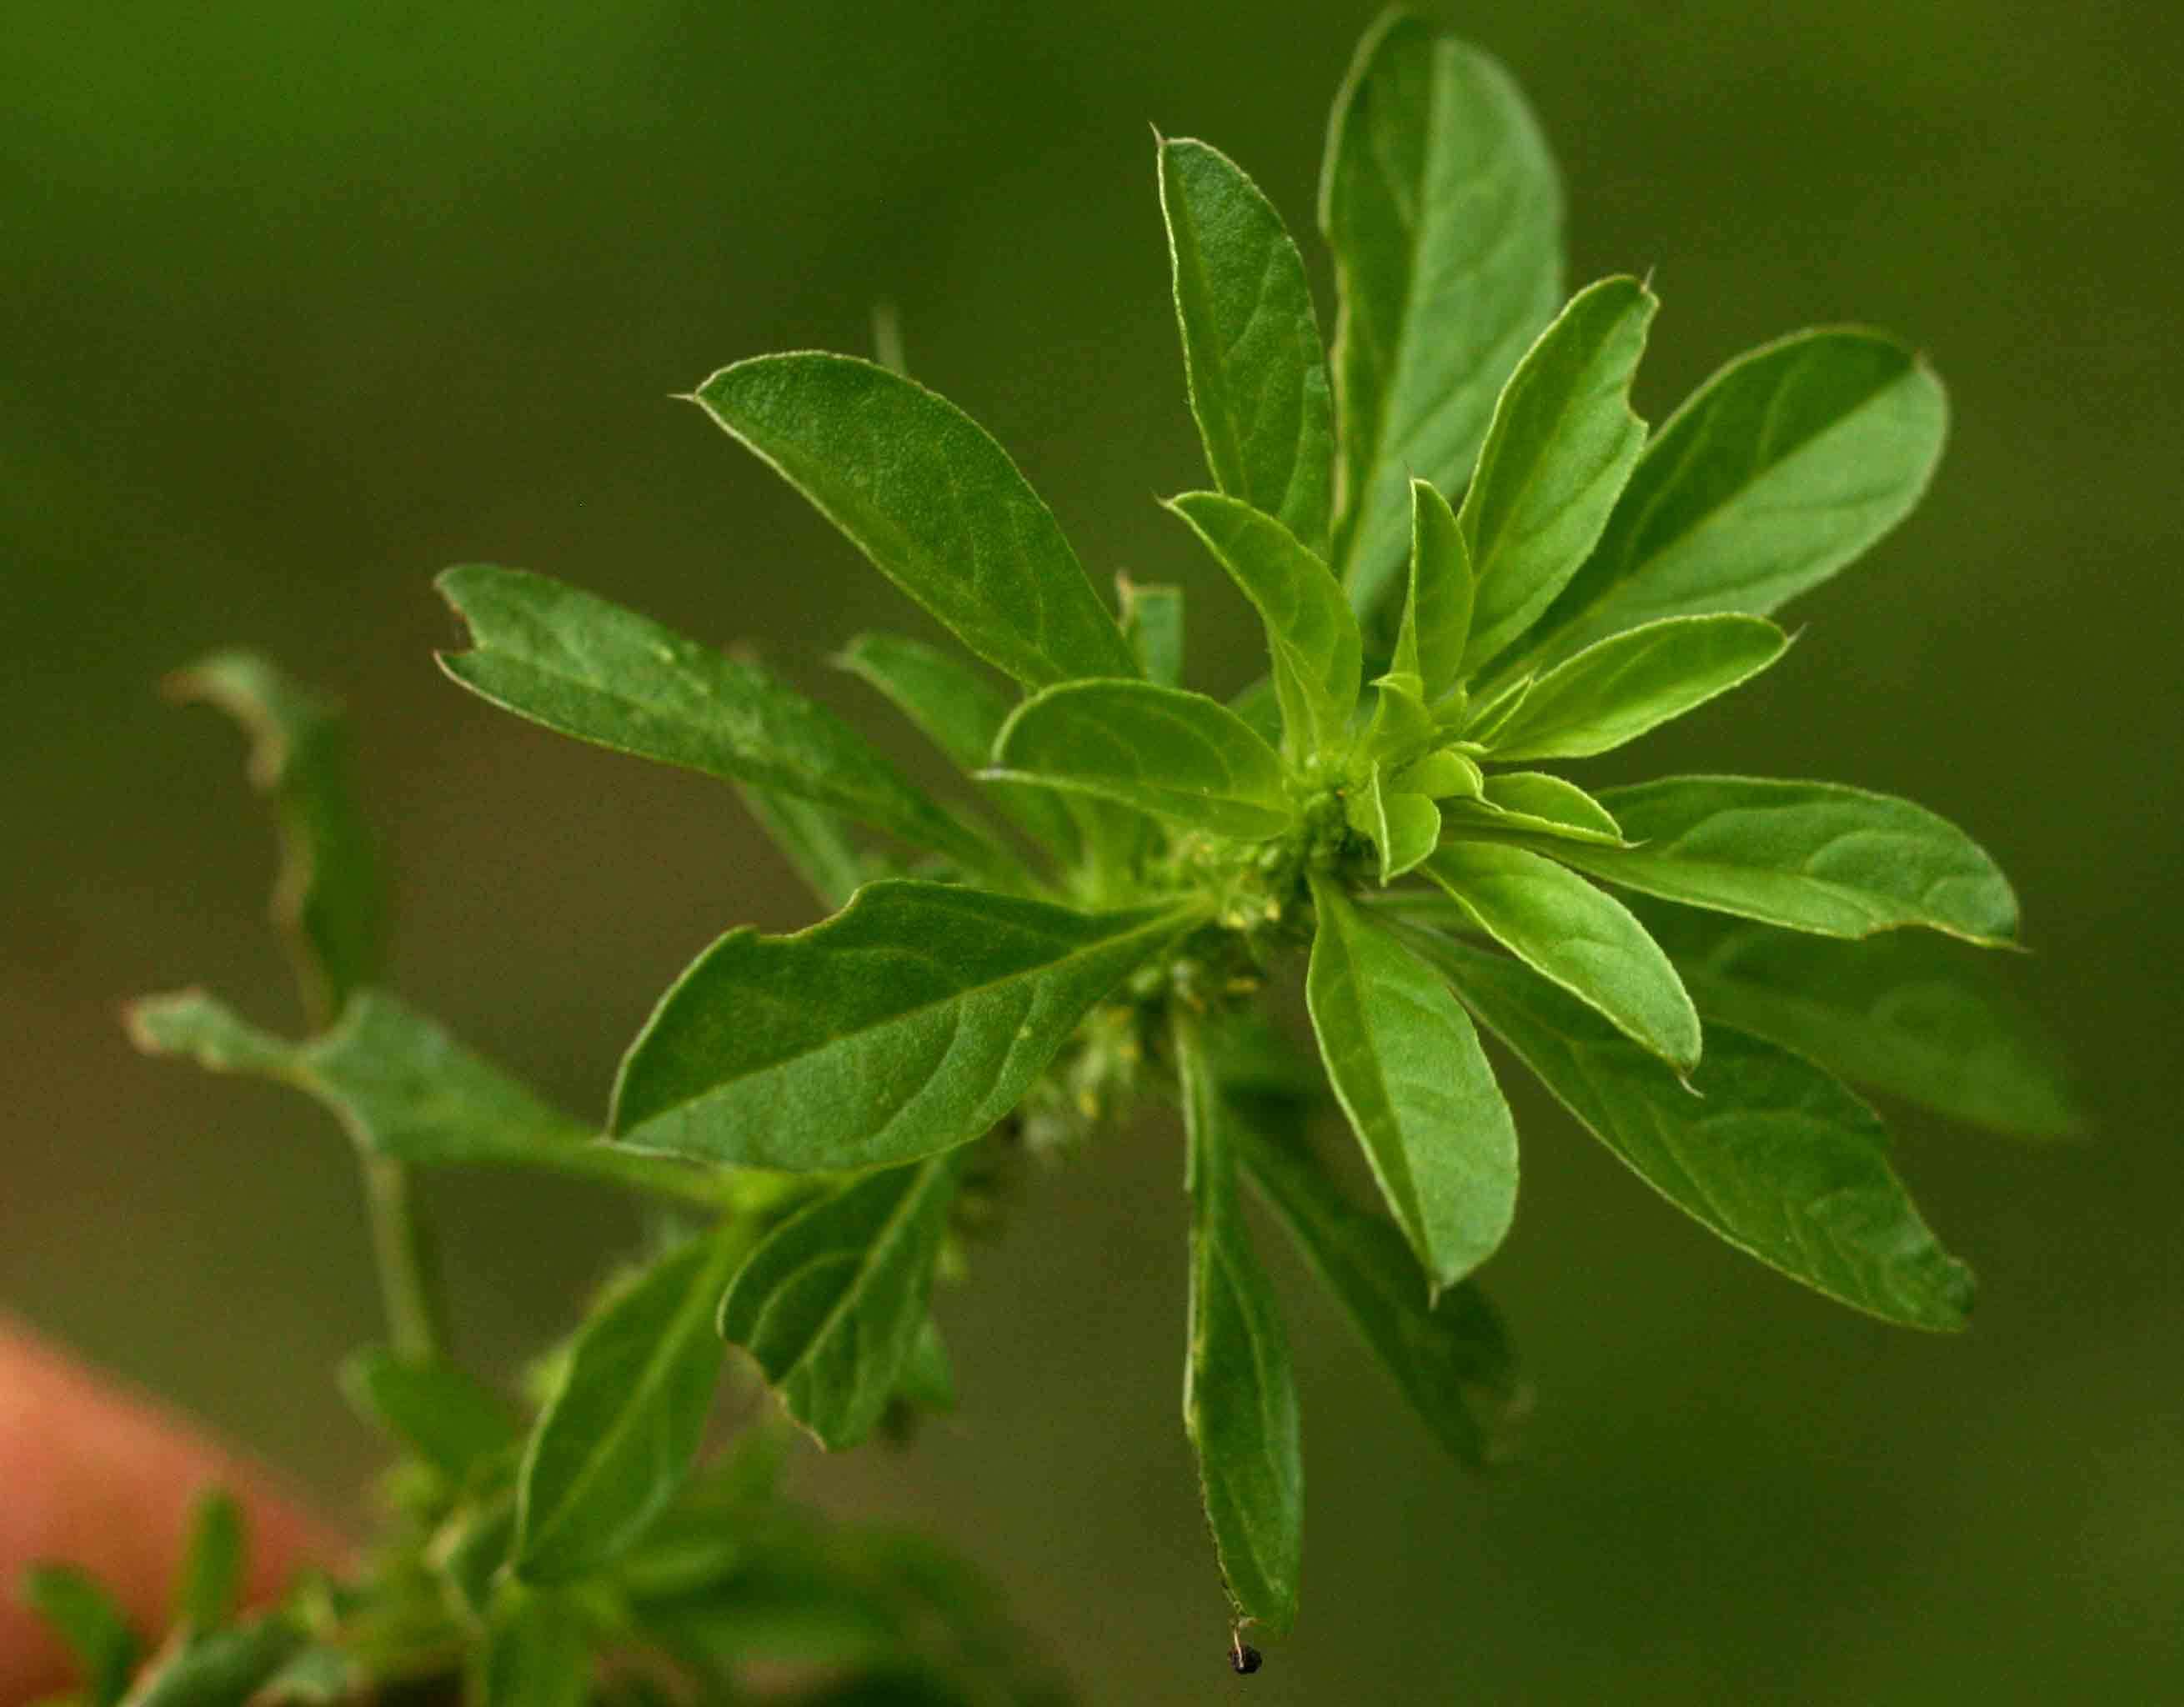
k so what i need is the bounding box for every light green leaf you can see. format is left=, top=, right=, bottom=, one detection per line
left=692, top=353, right=1137, bottom=688
left=478, top=1588, right=591, bottom=1707
left=166, top=651, right=383, bottom=1027
left=988, top=679, right=1295, bottom=838
left=1638, top=902, right=2083, bottom=1138
left=611, top=884, right=1203, bottom=1171
left=1165, top=491, right=1362, bottom=763
left=127, top=989, right=726, bottom=1204
left=1444, top=771, right=1624, bottom=845
left=1425, top=842, right=1701, bottom=1071
left=719, top=1153, right=963, bottom=1450
left=1521, top=328, right=1950, bottom=668
left=1159, top=137, right=1335, bottom=552
left=1416, top=934, right=1975, bottom=1330
left=1305, top=874, right=1517, bottom=1292
left=1227, top=674, right=1283, bottom=750
left=1320, top=12, right=1563, bottom=610
left=1391, top=479, right=1473, bottom=701
left=832, top=630, right=1079, bottom=859
left=1230, top=1089, right=1520, bottom=1470
left=340, top=1348, right=521, bottom=1484
left=1395, top=748, right=1484, bottom=802
left=1174, top=1018, right=1302, bottom=1635
left=1460, top=670, right=1533, bottom=743
left=1117, top=578, right=1186, bottom=689
left=1541, top=776, right=2019, bottom=944
left=515, top=1229, right=748, bottom=1582
left=735, top=786, right=868, bottom=910
left=437, top=567, right=1009, bottom=882
left=19, top=1566, right=138, bottom=1707
left=1482, top=614, right=1791, bottom=760
left=121, top=1616, right=305, bottom=1707
left=894, top=1317, right=957, bottom=1416
left=1459, top=276, right=1656, bottom=673
left=172, top=1490, right=243, bottom=1634
left=1344, top=763, right=1440, bottom=884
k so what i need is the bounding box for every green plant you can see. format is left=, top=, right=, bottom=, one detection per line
left=29, top=8, right=2078, bottom=1702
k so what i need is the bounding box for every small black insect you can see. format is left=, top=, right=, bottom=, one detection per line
left=1229, top=1634, right=1263, bottom=1676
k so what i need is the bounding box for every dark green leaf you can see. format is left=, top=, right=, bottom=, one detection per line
left=988, top=679, right=1295, bottom=838
left=1391, top=478, right=1473, bottom=702
left=1230, top=1092, right=1520, bottom=1469
left=166, top=651, right=383, bottom=1027
left=833, top=630, right=1079, bottom=860
left=127, top=989, right=726, bottom=1204
left=1305, top=875, right=1517, bottom=1292
left=437, top=566, right=1009, bottom=881
left=719, top=1154, right=963, bottom=1450
left=1522, top=329, right=1950, bottom=668
left=1425, top=843, right=1701, bottom=1071
left=1320, top=12, right=1563, bottom=610
left=18, top=1565, right=138, bottom=1707
left=611, top=883, right=1203, bottom=1170
left=1414, top=934, right=1975, bottom=1330
left=1174, top=1018, right=1302, bottom=1634
left=1639, top=902, right=2084, bottom=1137
left=1481, top=614, right=1791, bottom=760
left=1159, top=136, right=1335, bottom=551
left=478, top=1588, right=591, bottom=1707
left=1543, top=776, right=2020, bottom=944
left=1458, top=276, right=1656, bottom=673
left=692, top=353, right=1137, bottom=688
left=171, top=1489, right=243, bottom=1634
left=1165, top=492, right=1361, bottom=763
left=1117, top=578, right=1186, bottom=690
left=340, top=1349, right=521, bottom=1484
left=1444, top=771, right=1623, bottom=844
left=515, top=1229, right=748, bottom=1582
left=121, top=1615, right=305, bottom=1707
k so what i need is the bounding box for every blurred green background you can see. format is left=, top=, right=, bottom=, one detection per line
left=7, top=1, right=2179, bottom=1700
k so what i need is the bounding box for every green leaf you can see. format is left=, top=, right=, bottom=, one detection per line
left=1116, top=578, right=1186, bottom=689
left=1305, top=874, right=1517, bottom=1292
left=611, top=884, right=1203, bottom=1171
left=832, top=630, right=1079, bottom=859
left=1395, top=747, right=1484, bottom=803
left=171, top=1489, right=243, bottom=1634
left=478, top=1588, right=591, bottom=1707
left=894, top=1318, right=957, bottom=1416
left=1344, top=763, right=1440, bottom=884
left=431, top=1492, right=518, bottom=1628
left=1520, top=328, right=1950, bottom=668
left=1458, top=276, right=1657, bottom=674
left=166, top=651, right=383, bottom=1027
left=1173, top=1018, right=1302, bottom=1635
left=127, top=989, right=725, bottom=1204
left=121, top=1615, right=306, bottom=1707
left=987, top=679, right=1295, bottom=838
left=1445, top=771, right=1623, bottom=844
left=1390, top=478, right=1473, bottom=702
left=18, top=1565, right=138, bottom=1707
left=1415, top=934, right=1976, bottom=1330
left=515, top=1229, right=748, bottom=1582
left=436, top=567, right=1008, bottom=882
left=1165, top=491, right=1361, bottom=763
left=692, top=353, right=1137, bottom=688
left=1227, top=674, right=1283, bottom=750
left=1540, top=776, right=2020, bottom=944
left=736, top=786, right=869, bottom=910
left=1320, top=12, right=1564, bottom=610
left=1424, top=843, right=1701, bottom=1071
left=1158, top=136, right=1335, bottom=553
left=719, top=1153, right=964, bottom=1450
left=1481, top=614, right=1791, bottom=760
left=1637, top=902, right=2083, bottom=1138
left=1230, top=1091, right=1520, bottom=1470
left=340, top=1348, right=522, bottom=1484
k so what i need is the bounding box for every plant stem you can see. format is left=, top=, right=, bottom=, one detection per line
left=359, top=1154, right=445, bottom=1363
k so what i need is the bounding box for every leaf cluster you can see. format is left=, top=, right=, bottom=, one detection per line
left=40, top=8, right=2081, bottom=1697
